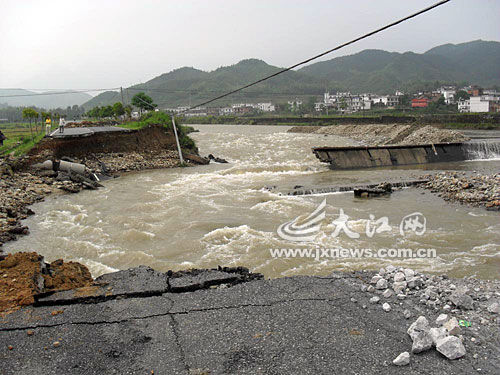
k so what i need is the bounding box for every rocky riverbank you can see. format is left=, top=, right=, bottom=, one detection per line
left=288, top=124, right=469, bottom=146
left=0, top=149, right=199, bottom=252
left=418, top=172, right=500, bottom=211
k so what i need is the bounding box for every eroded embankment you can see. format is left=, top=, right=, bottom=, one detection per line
left=0, top=124, right=205, bottom=250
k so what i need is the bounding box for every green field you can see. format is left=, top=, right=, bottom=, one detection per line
left=0, top=122, right=53, bottom=156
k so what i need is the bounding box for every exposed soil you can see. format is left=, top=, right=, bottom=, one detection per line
left=0, top=252, right=92, bottom=316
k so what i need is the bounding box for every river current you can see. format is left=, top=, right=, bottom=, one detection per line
left=5, top=125, right=500, bottom=279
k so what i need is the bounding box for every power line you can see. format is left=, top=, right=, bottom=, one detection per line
left=0, top=88, right=120, bottom=98
left=181, top=0, right=451, bottom=113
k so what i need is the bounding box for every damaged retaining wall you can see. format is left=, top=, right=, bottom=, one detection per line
left=24, top=125, right=179, bottom=164
left=313, top=143, right=466, bottom=169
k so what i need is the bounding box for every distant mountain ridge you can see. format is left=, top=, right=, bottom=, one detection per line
left=82, top=40, right=500, bottom=109
left=0, top=89, right=92, bottom=109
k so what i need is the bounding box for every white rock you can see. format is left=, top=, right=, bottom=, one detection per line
left=367, top=285, right=375, bottom=293
left=436, top=314, right=449, bottom=326
left=382, top=289, right=393, bottom=298
left=393, top=351, right=410, bottom=366
left=429, top=327, right=448, bottom=346
left=403, top=309, right=412, bottom=319
left=394, top=272, right=405, bottom=283
left=407, top=277, right=423, bottom=289
left=382, top=303, right=391, bottom=312
left=404, top=268, right=415, bottom=280
left=370, top=275, right=382, bottom=284
left=411, top=331, right=433, bottom=353
left=386, top=265, right=396, bottom=273
left=393, top=281, right=407, bottom=294
left=376, top=278, right=388, bottom=290
left=370, top=296, right=380, bottom=304
left=407, top=316, right=430, bottom=339
left=487, top=302, right=500, bottom=314
left=443, top=317, right=461, bottom=336
left=379, top=268, right=386, bottom=276
left=436, top=336, right=466, bottom=359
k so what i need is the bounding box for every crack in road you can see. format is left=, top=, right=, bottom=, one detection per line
left=0, top=297, right=342, bottom=332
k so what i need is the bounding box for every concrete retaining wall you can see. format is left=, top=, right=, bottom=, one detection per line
left=313, top=143, right=466, bottom=169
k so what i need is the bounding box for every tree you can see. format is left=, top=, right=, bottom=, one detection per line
left=132, top=92, right=157, bottom=115
left=112, top=102, right=125, bottom=118
left=99, top=105, right=114, bottom=118
left=455, top=90, right=470, bottom=102
left=124, top=105, right=132, bottom=119
left=22, top=108, right=38, bottom=141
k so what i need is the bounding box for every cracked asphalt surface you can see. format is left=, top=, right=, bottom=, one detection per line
left=1, top=268, right=498, bottom=374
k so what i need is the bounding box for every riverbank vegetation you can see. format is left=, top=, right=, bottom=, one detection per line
left=121, top=112, right=197, bottom=151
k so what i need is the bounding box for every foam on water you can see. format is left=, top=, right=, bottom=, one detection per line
left=4, top=125, right=500, bottom=279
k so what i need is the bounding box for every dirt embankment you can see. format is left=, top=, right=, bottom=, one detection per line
left=0, top=252, right=93, bottom=315
left=288, top=124, right=469, bottom=146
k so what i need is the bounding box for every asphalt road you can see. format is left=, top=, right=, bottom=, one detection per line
left=0, top=267, right=498, bottom=374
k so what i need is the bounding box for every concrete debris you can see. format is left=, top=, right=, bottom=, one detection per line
left=450, top=291, right=474, bottom=310
left=487, top=302, right=500, bottom=314
left=436, top=336, right=466, bottom=360
left=411, top=330, right=433, bottom=353
left=436, top=314, right=449, bottom=326
left=376, top=278, right=388, bottom=290
left=407, top=316, right=430, bottom=340
left=370, top=296, right=380, bottom=304
left=443, top=317, right=461, bottom=336
left=382, top=289, right=393, bottom=298
left=403, top=309, right=412, bottom=319
left=429, top=327, right=448, bottom=346
left=393, top=272, right=405, bottom=283
left=382, top=303, right=391, bottom=312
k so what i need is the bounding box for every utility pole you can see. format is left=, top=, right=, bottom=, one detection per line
left=171, top=115, right=184, bottom=165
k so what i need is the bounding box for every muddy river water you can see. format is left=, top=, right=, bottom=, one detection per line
left=5, top=125, right=500, bottom=279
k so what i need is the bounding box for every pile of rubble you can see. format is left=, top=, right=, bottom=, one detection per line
left=0, top=158, right=100, bottom=249
left=360, top=265, right=500, bottom=365
left=289, top=124, right=469, bottom=146
left=81, top=150, right=180, bottom=173
left=419, top=171, right=500, bottom=210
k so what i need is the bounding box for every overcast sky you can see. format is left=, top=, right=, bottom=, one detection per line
left=1, top=0, right=499, bottom=91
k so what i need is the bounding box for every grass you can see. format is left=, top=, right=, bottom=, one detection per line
left=0, top=122, right=53, bottom=156
left=119, top=112, right=198, bottom=153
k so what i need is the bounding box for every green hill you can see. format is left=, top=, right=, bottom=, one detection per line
left=84, top=60, right=325, bottom=109
left=299, top=40, right=500, bottom=93
left=85, top=40, right=500, bottom=109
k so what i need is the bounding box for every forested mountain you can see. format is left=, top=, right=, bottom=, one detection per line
left=84, top=40, right=500, bottom=109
